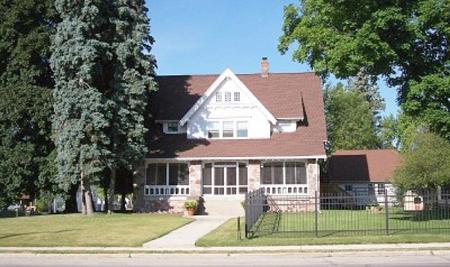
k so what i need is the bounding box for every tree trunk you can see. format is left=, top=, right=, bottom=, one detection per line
left=120, top=192, right=126, bottom=212
left=103, top=186, right=108, bottom=212
left=80, top=171, right=94, bottom=216
left=65, top=183, right=79, bottom=213
left=80, top=173, right=87, bottom=215
left=107, top=168, right=116, bottom=214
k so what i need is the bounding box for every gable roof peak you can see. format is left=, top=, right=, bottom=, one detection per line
left=179, top=68, right=277, bottom=126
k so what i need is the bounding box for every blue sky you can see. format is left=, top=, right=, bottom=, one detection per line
left=146, top=0, right=399, bottom=116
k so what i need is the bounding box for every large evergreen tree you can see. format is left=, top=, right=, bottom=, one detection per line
left=51, top=0, right=113, bottom=215
left=106, top=0, right=157, bottom=212
left=0, top=0, right=59, bottom=209
left=51, top=0, right=156, bottom=214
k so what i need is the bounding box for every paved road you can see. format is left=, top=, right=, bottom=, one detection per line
left=1, top=253, right=450, bottom=267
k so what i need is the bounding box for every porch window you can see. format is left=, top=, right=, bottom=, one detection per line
left=222, top=121, right=234, bottom=138
left=145, top=163, right=190, bottom=196
left=202, top=162, right=248, bottom=195
left=169, top=163, right=189, bottom=185
left=260, top=161, right=308, bottom=195
left=203, top=163, right=212, bottom=194
left=207, top=121, right=220, bottom=138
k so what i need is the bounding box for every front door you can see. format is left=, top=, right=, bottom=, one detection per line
left=203, top=162, right=247, bottom=195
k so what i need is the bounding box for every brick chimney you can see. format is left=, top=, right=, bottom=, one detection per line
left=260, top=57, right=269, bottom=78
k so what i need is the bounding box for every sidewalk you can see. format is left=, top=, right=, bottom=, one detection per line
left=143, top=215, right=229, bottom=248
left=1, top=243, right=450, bottom=254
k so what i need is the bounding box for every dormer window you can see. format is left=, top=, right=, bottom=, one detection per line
left=234, top=92, right=240, bottom=102
left=237, top=121, right=248, bottom=137
left=166, top=122, right=179, bottom=133
left=225, top=92, right=232, bottom=102
left=215, top=92, right=222, bottom=102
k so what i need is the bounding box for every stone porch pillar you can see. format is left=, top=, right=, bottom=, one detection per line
left=307, top=159, right=320, bottom=211
left=189, top=161, right=202, bottom=198
left=133, top=161, right=146, bottom=212
left=248, top=160, right=261, bottom=191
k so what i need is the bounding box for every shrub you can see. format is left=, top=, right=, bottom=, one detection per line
left=184, top=200, right=198, bottom=210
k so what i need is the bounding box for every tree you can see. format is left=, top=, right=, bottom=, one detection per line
left=324, top=83, right=379, bottom=151
left=378, top=114, right=399, bottom=149
left=0, top=0, right=59, bottom=209
left=51, top=0, right=113, bottom=215
left=393, top=132, right=450, bottom=190
left=106, top=0, right=157, bottom=213
left=279, top=0, right=450, bottom=140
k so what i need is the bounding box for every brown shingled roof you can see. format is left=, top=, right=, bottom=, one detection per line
left=149, top=72, right=327, bottom=158
left=328, top=150, right=402, bottom=183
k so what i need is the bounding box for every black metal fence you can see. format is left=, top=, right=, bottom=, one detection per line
left=244, top=189, right=450, bottom=238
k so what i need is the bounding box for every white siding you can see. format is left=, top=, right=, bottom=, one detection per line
left=187, top=78, right=271, bottom=139
left=274, top=120, right=297, bottom=133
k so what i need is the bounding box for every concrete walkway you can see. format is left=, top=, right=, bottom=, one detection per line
left=142, top=215, right=229, bottom=248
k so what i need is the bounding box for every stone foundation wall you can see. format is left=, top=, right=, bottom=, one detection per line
left=248, top=160, right=261, bottom=191
left=141, top=196, right=187, bottom=213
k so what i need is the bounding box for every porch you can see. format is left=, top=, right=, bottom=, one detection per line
left=134, top=159, right=320, bottom=214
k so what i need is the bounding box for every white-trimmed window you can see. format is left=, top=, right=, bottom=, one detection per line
left=222, top=121, right=234, bottom=138
left=207, top=121, right=220, bottom=138
left=345, top=185, right=353, bottom=192
left=145, top=163, right=189, bottom=196
left=234, top=92, right=240, bottom=102
left=236, top=121, right=248, bottom=138
left=260, top=161, right=308, bottom=194
left=225, top=92, right=232, bottom=102
left=167, top=122, right=179, bottom=133
left=215, top=92, right=222, bottom=102
left=377, top=183, right=385, bottom=194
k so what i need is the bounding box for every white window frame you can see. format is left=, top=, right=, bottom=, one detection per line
left=166, top=122, right=179, bottom=133
left=144, top=162, right=190, bottom=196
left=224, top=91, right=232, bottom=102
left=206, top=120, right=249, bottom=139
left=234, top=92, right=240, bottom=102
left=215, top=92, right=222, bottom=102
left=202, top=161, right=248, bottom=195
left=236, top=121, right=248, bottom=138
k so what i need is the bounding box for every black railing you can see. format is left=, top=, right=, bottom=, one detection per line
left=244, top=189, right=450, bottom=238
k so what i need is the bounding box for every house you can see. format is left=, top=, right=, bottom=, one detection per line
left=133, top=58, right=327, bottom=215
left=326, top=149, right=401, bottom=206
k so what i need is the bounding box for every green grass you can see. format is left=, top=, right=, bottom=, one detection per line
left=197, top=209, right=450, bottom=247
left=0, top=213, right=193, bottom=247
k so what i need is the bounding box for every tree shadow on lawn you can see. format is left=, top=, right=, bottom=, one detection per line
left=0, top=229, right=80, bottom=240
left=390, top=209, right=450, bottom=222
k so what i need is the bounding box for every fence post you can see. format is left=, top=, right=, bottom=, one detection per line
left=384, top=188, right=389, bottom=235
left=314, top=190, right=319, bottom=237
left=237, top=216, right=241, bottom=240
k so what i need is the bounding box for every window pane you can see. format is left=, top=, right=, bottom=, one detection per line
left=296, top=163, right=307, bottom=184
left=167, top=122, right=178, bottom=132
left=214, top=167, right=224, bottom=185
left=169, top=164, right=178, bottom=185
left=225, top=92, right=231, bottom=102
left=285, top=162, right=295, bottom=184
left=203, top=163, right=212, bottom=185
left=227, top=167, right=236, bottom=185
left=178, top=164, right=189, bottom=185
left=207, top=121, right=220, bottom=138
left=216, top=92, right=222, bottom=102
left=237, top=121, right=248, bottom=137
left=223, top=121, right=234, bottom=138
left=146, top=164, right=156, bottom=185
left=203, top=187, right=212, bottom=194
left=234, top=92, right=240, bottom=101
left=239, top=163, right=247, bottom=185
left=156, top=164, right=166, bottom=185
left=273, top=163, right=283, bottom=184
left=261, top=164, right=272, bottom=184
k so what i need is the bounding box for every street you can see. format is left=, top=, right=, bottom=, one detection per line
left=1, top=253, right=450, bottom=267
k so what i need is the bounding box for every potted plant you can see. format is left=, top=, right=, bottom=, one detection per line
left=365, top=202, right=382, bottom=213
left=184, top=200, right=198, bottom=216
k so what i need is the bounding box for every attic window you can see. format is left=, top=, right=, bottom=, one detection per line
left=234, top=92, right=240, bottom=101
left=207, top=121, right=220, bottom=138
left=215, top=92, right=222, bottom=102
left=166, top=122, right=179, bottom=133
left=225, top=92, right=232, bottom=102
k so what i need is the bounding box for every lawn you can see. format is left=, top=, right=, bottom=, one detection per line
left=0, top=213, right=193, bottom=247
left=197, top=209, right=450, bottom=247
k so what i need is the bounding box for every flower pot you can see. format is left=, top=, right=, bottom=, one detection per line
left=186, top=208, right=195, bottom=216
